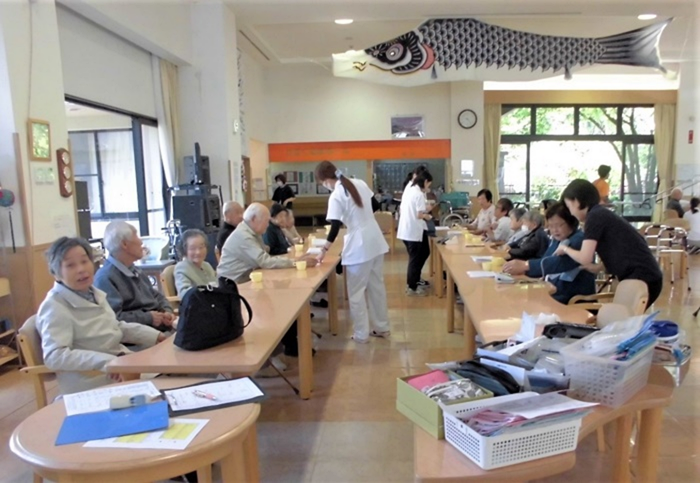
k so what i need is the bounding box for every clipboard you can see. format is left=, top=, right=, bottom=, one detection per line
left=161, top=377, right=268, bottom=416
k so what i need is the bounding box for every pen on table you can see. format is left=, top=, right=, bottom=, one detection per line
left=192, top=389, right=218, bottom=401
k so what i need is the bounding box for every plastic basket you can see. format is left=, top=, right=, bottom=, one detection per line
left=560, top=334, right=655, bottom=407
left=441, top=393, right=582, bottom=470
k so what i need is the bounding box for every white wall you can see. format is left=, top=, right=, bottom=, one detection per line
left=58, top=0, right=193, bottom=65
left=66, top=112, right=132, bottom=131
left=0, top=0, right=76, bottom=247
left=675, top=63, right=696, bottom=183
left=57, top=6, right=157, bottom=118
left=240, top=50, right=267, bottom=144
left=264, top=64, right=452, bottom=143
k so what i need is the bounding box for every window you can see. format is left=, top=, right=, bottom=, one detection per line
left=499, top=105, right=657, bottom=221
left=67, top=100, right=166, bottom=238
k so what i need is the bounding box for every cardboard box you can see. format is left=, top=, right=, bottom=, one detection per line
left=396, top=372, right=492, bottom=439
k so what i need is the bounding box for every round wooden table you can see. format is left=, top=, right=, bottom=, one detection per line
left=10, top=378, right=260, bottom=483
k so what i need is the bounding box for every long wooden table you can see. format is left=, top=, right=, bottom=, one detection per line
left=414, top=365, right=675, bottom=483
left=10, top=378, right=261, bottom=483
left=435, top=240, right=590, bottom=356
left=108, top=287, right=316, bottom=398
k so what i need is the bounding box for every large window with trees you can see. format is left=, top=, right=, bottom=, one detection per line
left=500, top=105, right=657, bottom=221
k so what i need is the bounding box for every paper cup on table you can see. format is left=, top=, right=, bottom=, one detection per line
left=481, top=262, right=492, bottom=271
left=250, top=271, right=263, bottom=283
left=491, top=257, right=506, bottom=269
left=295, top=260, right=307, bottom=271
left=295, top=244, right=304, bottom=253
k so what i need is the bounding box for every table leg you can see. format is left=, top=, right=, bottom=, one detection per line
left=463, top=305, right=475, bottom=357
left=636, top=408, right=663, bottom=482
left=197, top=464, right=213, bottom=483
left=429, top=238, right=436, bottom=278
left=436, top=250, right=444, bottom=298
left=243, top=425, right=261, bottom=483
left=220, top=442, right=248, bottom=482
left=446, top=269, right=455, bottom=333
left=121, top=373, right=139, bottom=382
left=328, top=270, right=338, bottom=335
left=343, top=270, right=348, bottom=302
left=611, top=414, right=633, bottom=483
left=297, top=304, right=313, bottom=399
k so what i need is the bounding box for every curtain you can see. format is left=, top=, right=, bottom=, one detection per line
left=653, top=104, right=676, bottom=221
left=483, top=104, right=502, bottom=199
left=151, top=56, right=180, bottom=188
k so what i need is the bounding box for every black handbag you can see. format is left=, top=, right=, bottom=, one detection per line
left=454, top=360, right=522, bottom=396
left=174, top=278, right=253, bottom=351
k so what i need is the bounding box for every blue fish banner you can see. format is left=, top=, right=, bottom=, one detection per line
left=332, top=18, right=671, bottom=86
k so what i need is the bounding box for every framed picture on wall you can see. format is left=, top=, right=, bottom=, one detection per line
left=391, top=115, right=425, bottom=139
left=28, top=118, right=51, bottom=161
left=287, top=183, right=299, bottom=194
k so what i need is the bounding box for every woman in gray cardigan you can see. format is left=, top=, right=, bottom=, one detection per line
left=174, top=229, right=217, bottom=297
left=37, top=237, right=164, bottom=395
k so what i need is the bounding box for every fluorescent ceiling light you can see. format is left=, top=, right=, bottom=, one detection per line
left=637, top=14, right=657, bottom=20
left=334, top=19, right=353, bottom=25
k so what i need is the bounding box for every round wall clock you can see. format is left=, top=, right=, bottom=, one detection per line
left=457, top=109, right=478, bottom=129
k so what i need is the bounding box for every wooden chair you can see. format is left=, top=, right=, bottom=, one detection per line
left=569, top=279, right=648, bottom=322
left=643, top=225, right=688, bottom=284
left=374, top=211, right=395, bottom=255
left=663, top=209, right=680, bottom=220
left=17, top=316, right=101, bottom=411
left=159, top=265, right=180, bottom=312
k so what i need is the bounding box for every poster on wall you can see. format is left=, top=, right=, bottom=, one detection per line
left=391, top=116, right=425, bottom=139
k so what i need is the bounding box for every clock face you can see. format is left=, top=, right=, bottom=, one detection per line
left=63, top=166, right=72, bottom=179
left=61, top=151, right=70, bottom=165
left=63, top=180, right=73, bottom=194
left=458, top=109, right=478, bottom=129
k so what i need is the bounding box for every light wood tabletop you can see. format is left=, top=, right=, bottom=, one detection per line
left=437, top=244, right=590, bottom=355
left=107, top=287, right=318, bottom=399
left=10, top=378, right=261, bottom=483
left=414, top=366, right=675, bottom=483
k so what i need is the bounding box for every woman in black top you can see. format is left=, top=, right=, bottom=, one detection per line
left=272, top=174, right=296, bottom=209
left=558, top=179, right=663, bottom=307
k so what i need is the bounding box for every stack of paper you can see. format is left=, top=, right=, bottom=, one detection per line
left=467, top=271, right=496, bottom=278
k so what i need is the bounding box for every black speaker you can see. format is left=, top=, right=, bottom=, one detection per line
left=172, top=194, right=221, bottom=233
left=183, top=155, right=211, bottom=185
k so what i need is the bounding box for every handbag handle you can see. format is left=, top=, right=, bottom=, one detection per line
left=233, top=293, right=253, bottom=328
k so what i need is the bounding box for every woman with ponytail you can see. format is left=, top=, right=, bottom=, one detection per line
left=315, top=161, right=391, bottom=343
left=683, top=197, right=700, bottom=250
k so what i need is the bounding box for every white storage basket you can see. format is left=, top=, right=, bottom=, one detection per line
left=560, top=334, right=655, bottom=407
left=441, top=393, right=582, bottom=470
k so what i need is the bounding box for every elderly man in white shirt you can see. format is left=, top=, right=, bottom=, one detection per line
left=467, top=189, right=496, bottom=235
left=486, top=198, right=515, bottom=243
left=217, top=203, right=317, bottom=362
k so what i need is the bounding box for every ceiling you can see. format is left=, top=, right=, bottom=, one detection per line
left=230, top=0, right=695, bottom=76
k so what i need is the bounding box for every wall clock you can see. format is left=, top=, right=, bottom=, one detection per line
left=457, top=109, right=478, bottom=129
left=57, top=148, right=74, bottom=197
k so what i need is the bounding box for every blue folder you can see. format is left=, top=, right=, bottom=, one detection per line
left=55, top=400, right=170, bottom=446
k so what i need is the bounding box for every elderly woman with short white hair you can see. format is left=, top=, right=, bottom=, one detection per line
left=37, top=237, right=165, bottom=395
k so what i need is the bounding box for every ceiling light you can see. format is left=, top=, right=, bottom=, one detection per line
left=334, top=19, right=353, bottom=25
left=637, top=14, right=657, bottom=20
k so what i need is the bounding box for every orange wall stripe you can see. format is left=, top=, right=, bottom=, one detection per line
left=269, top=139, right=451, bottom=162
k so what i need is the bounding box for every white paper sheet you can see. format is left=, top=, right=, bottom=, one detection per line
left=163, top=378, right=264, bottom=412
left=311, top=238, right=327, bottom=247
left=83, top=418, right=208, bottom=450
left=471, top=256, right=493, bottom=263
left=492, top=392, right=598, bottom=420
left=63, top=381, right=161, bottom=416
left=467, top=271, right=496, bottom=278
left=306, top=247, right=322, bottom=255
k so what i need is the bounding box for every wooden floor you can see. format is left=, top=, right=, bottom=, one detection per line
left=1, top=246, right=698, bottom=482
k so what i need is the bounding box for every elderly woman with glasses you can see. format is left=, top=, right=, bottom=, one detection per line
left=36, top=237, right=165, bottom=395
left=174, top=229, right=217, bottom=297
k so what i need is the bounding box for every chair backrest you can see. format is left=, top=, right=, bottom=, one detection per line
left=18, top=315, right=44, bottom=366
left=160, top=265, right=177, bottom=298
left=374, top=212, right=394, bottom=235
left=663, top=209, right=680, bottom=220
left=662, top=218, right=690, bottom=231
left=612, top=279, right=648, bottom=316
left=596, top=303, right=633, bottom=328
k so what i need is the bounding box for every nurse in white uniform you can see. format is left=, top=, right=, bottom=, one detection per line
left=315, top=161, right=391, bottom=343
